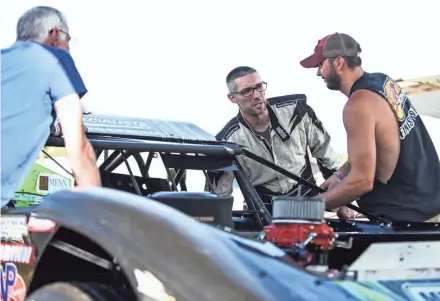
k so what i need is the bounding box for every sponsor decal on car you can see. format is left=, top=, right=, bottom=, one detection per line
left=402, top=282, right=440, bottom=301
left=334, top=279, right=440, bottom=301
left=27, top=216, right=55, bottom=233
left=0, top=243, right=35, bottom=265
left=36, top=173, right=73, bottom=194
left=0, top=216, right=28, bottom=242
left=0, top=262, right=26, bottom=301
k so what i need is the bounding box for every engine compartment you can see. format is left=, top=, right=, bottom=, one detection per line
left=253, top=196, right=440, bottom=281
left=261, top=197, right=336, bottom=272
left=141, top=189, right=440, bottom=281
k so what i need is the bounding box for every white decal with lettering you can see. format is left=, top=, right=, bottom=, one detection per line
left=400, top=105, right=419, bottom=140
left=0, top=243, right=35, bottom=264
left=0, top=216, right=27, bottom=241
left=36, top=173, right=73, bottom=194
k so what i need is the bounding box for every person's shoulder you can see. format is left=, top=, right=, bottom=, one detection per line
left=267, top=94, right=307, bottom=109
left=268, top=94, right=316, bottom=119
left=215, top=116, right=241, bottom=141
left=368, top=71, right=389, bottom=78
left=346, top=88, right=383, bottom=117
left=361, top=71, right=392, bottom=87
left=37, top=42, right=72, bottom=62
left=3, top=41, right=70, bottom=67
left=27, top=41, right=74, bottom=67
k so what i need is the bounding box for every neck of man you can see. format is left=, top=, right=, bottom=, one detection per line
left=340, top=67, right=365, bottom=97
left=242, top=109, right=270, bottom=132
left=16, top=36, right=44, bottom=43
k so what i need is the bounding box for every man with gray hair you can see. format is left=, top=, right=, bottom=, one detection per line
left=1, top=6, right=101, bottom=207
left=16, top=6, right=72, bottom=51
left=208, top=66, right=344, bottom=215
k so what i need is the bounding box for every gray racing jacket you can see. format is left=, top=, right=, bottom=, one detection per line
left=209, top=94, right=340, bottom=198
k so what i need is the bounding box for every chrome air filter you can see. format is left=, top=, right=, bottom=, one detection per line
left=272, top=197, right=325, bottom=223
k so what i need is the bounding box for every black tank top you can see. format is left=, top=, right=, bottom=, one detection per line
left=350, top=72, right=440, bottom=222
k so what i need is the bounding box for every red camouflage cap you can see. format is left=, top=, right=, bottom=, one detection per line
left=300, top=33, right=361, bottom=68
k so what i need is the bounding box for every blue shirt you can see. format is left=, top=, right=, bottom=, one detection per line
left=1, top=41, right=87, bottom=206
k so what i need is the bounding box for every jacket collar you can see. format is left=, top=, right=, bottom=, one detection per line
left=236, top=104, right=290, bottom=142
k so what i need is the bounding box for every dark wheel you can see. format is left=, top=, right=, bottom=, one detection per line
left=26, top=282, right=126, bottom=301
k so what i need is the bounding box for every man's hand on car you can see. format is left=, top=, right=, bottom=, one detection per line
left=337, top=206, right=358, bottom=220
left=320, top=174, right=341, bottom=191
left=318, top=173, right=359, bottom=220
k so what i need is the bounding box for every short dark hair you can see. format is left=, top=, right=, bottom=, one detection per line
left=226, top=66, right=257, bottom=92
left=329, top=56, right=362, bottom=69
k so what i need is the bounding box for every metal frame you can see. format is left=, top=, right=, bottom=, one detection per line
left=46, top=135, right=272, bottom=225
left=45, top=134, right=440, bottom=233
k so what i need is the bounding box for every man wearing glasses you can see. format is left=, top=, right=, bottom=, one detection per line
left=1, top=6, right=100, bottom=207
left=209, top=66, right=342, bottom=214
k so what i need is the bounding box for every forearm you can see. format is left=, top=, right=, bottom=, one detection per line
left=212, top=171, right=234, bottom=195
left=68, top=140, right=101, bottom=187
left=320, top=174, right=371, bottom=210
left=309, top=137, right=340, bottom=178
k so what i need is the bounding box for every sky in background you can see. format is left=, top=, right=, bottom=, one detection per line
left=1, top=0, right=439, bottom=156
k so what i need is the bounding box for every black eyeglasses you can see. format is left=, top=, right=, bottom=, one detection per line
left=232, top=82, right=267, bottom=97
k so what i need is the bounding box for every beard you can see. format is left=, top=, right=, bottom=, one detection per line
left=249, top=101, right=267, bottom=116
left=325, top=66, right=342, bottom=91
left=240, top=98, right=267, bottom=117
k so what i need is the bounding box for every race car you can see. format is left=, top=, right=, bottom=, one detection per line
left=12, top=159, right=73, bottom=208
left=2, top=99, right=440, bottom=300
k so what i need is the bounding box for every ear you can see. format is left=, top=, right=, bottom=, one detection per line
left=335, top=57, right=345, bottom=71
left=44, top=29, right=58, bottom=46
left=227, top=93, right=237, bottom=104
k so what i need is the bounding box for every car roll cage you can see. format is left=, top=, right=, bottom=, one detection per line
left=47, top=135, right=273, bottom=226
left=46, top=133, right=384, bottom=228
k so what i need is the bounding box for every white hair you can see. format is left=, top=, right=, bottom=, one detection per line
left=16, top=6, right=68, bottom=42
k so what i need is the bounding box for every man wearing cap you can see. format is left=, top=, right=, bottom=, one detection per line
left=299, top=32, right=440, bottom=222
left=208, top=66, right=341, bottom=214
